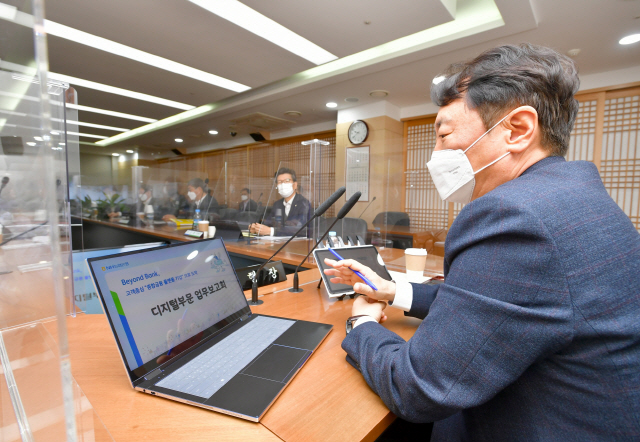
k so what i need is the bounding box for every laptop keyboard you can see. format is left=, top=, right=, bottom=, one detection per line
left=156, top=316, right=295, bottom=398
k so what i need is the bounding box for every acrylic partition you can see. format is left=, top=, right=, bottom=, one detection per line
left=0, top=0, right=112, bottom=440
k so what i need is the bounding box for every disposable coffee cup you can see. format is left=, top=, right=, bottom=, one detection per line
left=405, top=248, right=428, bottom=282
left=198, top=220, right=209, bottom=233
left=208, top=225, right=216, bottom=238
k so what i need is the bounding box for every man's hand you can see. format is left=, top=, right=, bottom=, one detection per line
left=352, top=295, right=387, bottom=323
left=162, top=214, right=177, bottom=222
left=250, top=223, right=271, bottom=236
left=323, top=258, right=396, bottom=302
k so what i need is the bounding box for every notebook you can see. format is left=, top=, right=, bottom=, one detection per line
left=87, top=238, right=332, bottom=421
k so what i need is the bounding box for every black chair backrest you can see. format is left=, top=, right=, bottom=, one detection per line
left=372, top=211, right=410, bottom=228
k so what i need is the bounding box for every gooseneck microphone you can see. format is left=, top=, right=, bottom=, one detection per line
left=249, top=186, right=346, bottom=305
left=357, top=196, right=376, bottom=219
left=289, top=191, right=361, bottom=293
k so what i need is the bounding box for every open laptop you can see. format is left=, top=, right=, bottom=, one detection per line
left=87, top=238, right=332, bottom=421
left=209, top=219, right=245, bottom=242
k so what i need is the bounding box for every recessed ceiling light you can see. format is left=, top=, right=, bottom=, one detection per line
left=42, top=21, right=249, bottom=93
left=619, top=33, right=640, bottom=45
left=369, top=90, right=389, bottom=98
left=59, top=142, right=65, bottom=145
left=567, top=48, right=581, bottom=57
left=326, top=102, right=338, bottom=108
left=432, top=76, right=446, bottom=85
left=26, top=142, right=36, bottom=146
left=65, top=103, right=157, bottom=123
left=209, top=130, right=219, bottom=135
left=175, top=138, right=183, bottom=143
left=284, top=111, right=302, bottom=117
left=49, top=73, right=194, bottom=110
left=189, top=0, right=337, bottom=65
left=34, top=136, right=43, bottom=141
left=126, top=149, right=134, bottom=153
left=345, top=97, right=359, bottom=103
left=112, top=153, right=120, bottom=156
left=50, top=130, right=59, bottom=135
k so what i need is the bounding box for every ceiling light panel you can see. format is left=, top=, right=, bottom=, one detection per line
left=189, top=0, right=337, bottom=65
left=42, top=19, right=251, bottom=93
left=65, top=103, right=157, bottom=123
left=48, top=72, right=194, bottom=110
left=66, top=131, right=109, bottom=139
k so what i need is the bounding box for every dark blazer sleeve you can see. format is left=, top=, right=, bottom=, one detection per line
left=341, top=196, right=574, bottom=423
left=404, top=283, right=439, bottom=319
left=264, top=195, right=312, bottom=237
left=248, top=199, right=258, bottom=212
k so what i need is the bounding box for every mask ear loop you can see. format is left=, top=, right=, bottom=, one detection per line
left=463, top=113, right=511, bottom=154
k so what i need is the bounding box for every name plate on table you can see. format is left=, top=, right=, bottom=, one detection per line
left=184, top=230, right=204, bottom=238
left=236, top=260, right=287, bottom=290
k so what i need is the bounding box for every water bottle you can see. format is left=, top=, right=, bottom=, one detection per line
left=144, top=204, right=154, bottom=223
left=275, top=208, right=283, bottom=226
left=193, top=209, right=201, bottom=230
left=328, top=231, right=338, bottom=248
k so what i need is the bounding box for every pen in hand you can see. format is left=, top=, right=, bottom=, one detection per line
left=326, top=246, right=378, bottom=291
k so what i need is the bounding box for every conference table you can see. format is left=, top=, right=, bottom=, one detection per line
left=5, top=218, right=445, bottom=441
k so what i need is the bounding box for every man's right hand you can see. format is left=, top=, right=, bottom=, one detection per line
left=323, top=258, right=396, bottom=302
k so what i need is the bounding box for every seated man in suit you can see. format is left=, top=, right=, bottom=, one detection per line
left=249, top=168, right=312, bottom=237
left=324, top=44, right=640, bottom=441
left=238, top=187, right=258, bottom=213
left=166, top=177, right=218, bottom=221
left=108, top=184, right=158, bottom=220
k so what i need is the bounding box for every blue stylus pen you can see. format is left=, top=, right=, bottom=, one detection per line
left=326, top=246, right=378, bottom=291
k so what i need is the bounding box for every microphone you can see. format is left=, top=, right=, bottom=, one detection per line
left=256, top=192, right=263, bottom=204
left=0, top=177, right=9, bottom=197
left=289, top=191, right=361, bottom=293
left=249, top=186, right=345, bottom=305
left=357, top=196, right=376, bottom=219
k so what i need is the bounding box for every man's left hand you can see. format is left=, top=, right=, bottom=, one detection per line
left=352, top=295, right=388, bottom=323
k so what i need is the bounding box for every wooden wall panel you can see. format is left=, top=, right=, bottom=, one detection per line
left=404, top=118, right=449, bottom=229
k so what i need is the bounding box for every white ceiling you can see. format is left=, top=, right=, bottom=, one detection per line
left=4, top=0, right=640, bottom=156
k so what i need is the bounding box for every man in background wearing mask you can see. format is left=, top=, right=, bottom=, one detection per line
left=108, top=184, right=155, bottom=219
left=238, top=187, right=257, bottom=212
left=159, top=177, right=188, bottom=221
left=249, top=168, right=312, bottom=237
left=183, top=177, right=217, bottom=219
left=324, top=44, right=640, bottom=441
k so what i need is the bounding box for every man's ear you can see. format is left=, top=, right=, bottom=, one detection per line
left=504, top=106, right=538, bottom=153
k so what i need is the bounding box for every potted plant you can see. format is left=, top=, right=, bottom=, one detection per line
left=96, top=192, right=126, bottom=218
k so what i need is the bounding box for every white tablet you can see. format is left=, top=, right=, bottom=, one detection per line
left=313, top=245, right=393, bottom=298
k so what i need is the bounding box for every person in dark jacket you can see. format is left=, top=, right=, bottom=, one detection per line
left=324, top=44, right=640, bottom=441
left=249, top=168, right=312, bottom=237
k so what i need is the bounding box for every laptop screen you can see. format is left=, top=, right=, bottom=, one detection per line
left=87, top=239, right=251, bottom=381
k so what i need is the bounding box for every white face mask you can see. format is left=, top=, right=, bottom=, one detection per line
left=187, top=191, right=197, bottom=201
left=427, top=114, right=511, bottom=204
left=277, top=182, right=294, bottom=198
left=241, top=195, right=248, bottom=201
left=140, top=193, right=148, bottom=202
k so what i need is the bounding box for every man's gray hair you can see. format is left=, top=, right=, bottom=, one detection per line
left=431, top=43, right=580, bottom=156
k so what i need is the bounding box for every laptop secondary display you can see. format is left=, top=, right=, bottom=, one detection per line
left=87, top=238, right=332, bottom=421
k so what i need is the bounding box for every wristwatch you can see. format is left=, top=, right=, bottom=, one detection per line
left=345, top=315, right=370, bottom=335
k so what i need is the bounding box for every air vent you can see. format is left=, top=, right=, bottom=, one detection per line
left=228, top=112, right=294, bottom=131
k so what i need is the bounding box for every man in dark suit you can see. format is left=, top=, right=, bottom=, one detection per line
left=249, top=168, right=312, bottom=237
left=238, top=187, right=258, bottom=213
left=325, top=44, right=640, bottom=441
left=181, top=177, right=218, bottom=219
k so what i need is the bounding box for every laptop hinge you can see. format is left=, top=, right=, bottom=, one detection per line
left=240, top=312, right=251, bottom=321
left=144, top=368, right=163, bottom=381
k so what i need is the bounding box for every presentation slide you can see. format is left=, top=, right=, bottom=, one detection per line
left=90, top=240, right=247, bottom=371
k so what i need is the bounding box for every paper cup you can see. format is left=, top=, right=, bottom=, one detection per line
left=405, top=248, right=428, bottom=282
left=198, top=220, right=209, bottom=232
left=208, top=225, right=216, bottom=238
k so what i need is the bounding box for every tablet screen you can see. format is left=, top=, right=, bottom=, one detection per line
left=314, top=246, right=392, bottom=296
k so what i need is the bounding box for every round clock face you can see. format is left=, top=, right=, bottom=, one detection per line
left=348, top=120, right=368, bottom=145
